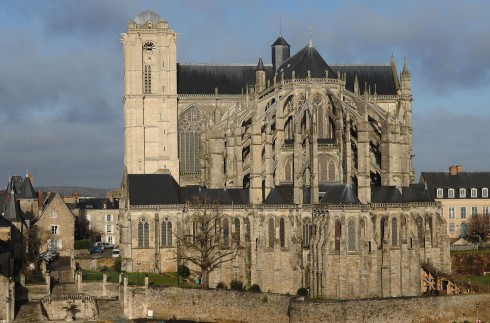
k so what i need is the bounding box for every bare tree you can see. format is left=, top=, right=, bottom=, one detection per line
left=467, top=214, right=490, bottom=241
left=174, top=196, right=239, bottom=288
left=26, top=225, right=50, bottom=261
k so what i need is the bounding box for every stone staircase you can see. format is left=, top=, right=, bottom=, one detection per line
left=51, top=282, right=78, bottom=295
left=14, top=301, right=42, bottom=322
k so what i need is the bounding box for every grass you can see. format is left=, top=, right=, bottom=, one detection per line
left=461, top=275, right=490, bottom=285
left=81, top=269, right=179, bottom=286
left=450, top=249, right=490, bottom=255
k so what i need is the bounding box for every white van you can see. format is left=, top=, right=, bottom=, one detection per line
left=112, top=248, right=120, bottom=258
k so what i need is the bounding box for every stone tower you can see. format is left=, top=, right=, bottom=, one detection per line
left=121, top=11, right=179, bottom=181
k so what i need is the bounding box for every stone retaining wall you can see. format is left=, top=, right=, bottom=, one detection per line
left=121, top=283, right=490, bottom=323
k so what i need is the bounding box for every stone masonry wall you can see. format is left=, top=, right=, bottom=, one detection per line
left=122, top=285, right=490, bottom=323
left=290, top=294, right=490, bottom=323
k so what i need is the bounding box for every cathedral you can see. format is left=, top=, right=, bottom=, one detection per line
left=119, top=10, right=450, bottom=298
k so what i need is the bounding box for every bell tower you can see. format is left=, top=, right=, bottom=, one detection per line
left=121, top=11, right=179, bottom=181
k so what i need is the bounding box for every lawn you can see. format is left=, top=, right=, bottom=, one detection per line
left=80, top=269, right=179, bottom=286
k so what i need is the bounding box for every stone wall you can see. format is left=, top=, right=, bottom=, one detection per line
left=290, top=294, right=490, bottom=323
left=121, top=284, right=490, bottom=323
left=75, top=255, right=115, bottom=270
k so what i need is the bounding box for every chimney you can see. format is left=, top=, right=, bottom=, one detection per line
left=449, top=165, right=463, bottom=175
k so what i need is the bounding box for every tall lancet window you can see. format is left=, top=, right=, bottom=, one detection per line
left=179, top=106, right=207, bottom=174
left=144, top=65, right=151, bottom=94
left=138, top=218, right=149, bottom=247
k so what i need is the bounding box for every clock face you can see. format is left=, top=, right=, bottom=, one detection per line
left=143, top=41, right=155, bottom=51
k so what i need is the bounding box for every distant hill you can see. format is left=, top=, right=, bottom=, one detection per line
left=35, top=186, right=113, bottom=198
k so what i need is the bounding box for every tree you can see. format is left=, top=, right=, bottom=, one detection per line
left=467, top=214, right=490, bottom=241
left=174, top=196, right=239, bottom=288
left=26, top=225, right=50, bottom=261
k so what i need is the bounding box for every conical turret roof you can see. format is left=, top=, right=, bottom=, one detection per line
left=275, top=43, right=335, bottom=80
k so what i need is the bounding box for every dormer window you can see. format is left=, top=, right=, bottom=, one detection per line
left=471, top=188, right=478, bottom=198
left=483, top=188, right=488, bottom=198
left=459, top=188, right=466, bottom=198
left=448, top=188, right=455, bottom=198
left=436, top=188, right=443, bottom=198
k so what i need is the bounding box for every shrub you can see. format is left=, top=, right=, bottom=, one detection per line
left=99, top=266, right=108, bottom=273
left=248, top=284, right=261, bottom=293
left=230, top=279, right=244, bottom=291
left=112, top=257, right=122, bottom=272
left=262, top=295, right=268, bottom=303
left=177, top=265, right=190, bottom=278
left=74, top=239, right=90, bottom=250
left=297, top=287, right=309, bottom=297
left=216, top=281, right=227, bottom=289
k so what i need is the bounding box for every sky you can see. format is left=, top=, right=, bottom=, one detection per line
left=1, top=0, right=489, bottom=189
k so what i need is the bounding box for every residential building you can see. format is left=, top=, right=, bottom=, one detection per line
left=78, top=197, right=119, bottom=246
left=420, top=165, right=490, bottom=239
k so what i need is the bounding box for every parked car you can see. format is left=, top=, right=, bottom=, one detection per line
left=112, top=248, right=120, bottom=258
left=89, top=246, right=103, bottom=254
left=94, top=242, right=114, bottom=250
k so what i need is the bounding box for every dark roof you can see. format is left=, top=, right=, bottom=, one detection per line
left=77, top=198, right=118, bottom=210
left=331, top=64, right=397, bottom=96
left=18, top=176, right=37, bottom=199
left=264, top=186, right=294, bottom=205
left=180, top=186, right=249, bottom=205
left=275, top=44, right=335, bottom=80
left=3, top=190, right=22, bottom=222
left=421, top=172, right=490, bottom=199
left=6, top=176, right=23, bottom=194
left=0, top=214, right=12, bottom=228
left=177, top=64, right=274, bottom=94
left=320, top=184, right=360, bottom=204
left=256, top=57, right=266, bottom=71
left=371, top=184, right=434, bottom=203
left=128, top=174, right=181, bottom=205
left=272, top=36, right=290, bottom=47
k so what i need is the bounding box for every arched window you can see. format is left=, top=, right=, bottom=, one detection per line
left=223, top=217, right=230, bottom=247
left=268, top=217, right=275, bottom=248
left=429, top=217, right=434, bottom=246
left=459, top=188, right=466, bottom=198
left=144, top=65, right=151, bottom=93
left=303, top=218, right=312, bottom=247
left=284, top=116, right=294, bottom=141
left=416, top=216, right=424, bottom=245
left=318, top=155, right=336, bottom=182
left=234, top=218, right=240, bottom=246
left=138, top=218, right=149, bottom=247
left=279, top=218, right=285, bottom=248
left=436, top=188, right=443, bottom=198
left=161, top=220, right=172, bottom=247
left=178, top=106, right=207, bottom=174
left=391, top=218, right=398, bottom=246
left=483, top=187, right=488, bottom=198
left=334, top=219, right=341, bottom=251
left=284, top=158, right=293, bottom=182
left=348, top=220, right=356, bottom=251
left=380, top=217, right=386, bottom=242
left=245, top=218, right=251, bottom=241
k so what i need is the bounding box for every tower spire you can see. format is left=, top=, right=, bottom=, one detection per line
left=308, top=25, right=313, bottom=47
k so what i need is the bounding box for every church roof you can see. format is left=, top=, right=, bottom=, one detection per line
left=320, top=184, right=360, bottom=204
left=128, top=174, right=181, bottom=205
left=3, top=189, right=22, bottom=222
left=180, top=186, right=249, bottom=205
left=275, top=43, right=336, bottom=80
left=177, top=63, right=274, bottom=94
left=134, top=10, right=163, bottom=25
left=264, top=186, right=294, bottom=205
left=272, top=36, right=290, bottom=47
left=371, top=184, right=434, bottom=203
left=331, top=64, right=398, bottom=96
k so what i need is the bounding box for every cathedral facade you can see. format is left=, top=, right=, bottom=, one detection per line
left=119, top=11, right=450, bottom=298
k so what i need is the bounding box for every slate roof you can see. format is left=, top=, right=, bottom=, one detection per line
left=275, top=43, right=336, bottom=80
left=3, top=190, right=22, bottom=222
left=272, top=36, right=290, bottom=47
left=177, top=64, right=274, bottom=94
left=371, top=184, right=433, bottom=203
left=0, top=214, right=12, bottom=228
left=331, top=64, right=398, bottom=96
left=264, top=186, right=294, bottom=205
left=320, top=184, right=360, bottom=204
left=18, top=176, right=37, bottom=199
left=128, top=174, right=181, bottom=205
left=421, top=172, right=490, bottom=199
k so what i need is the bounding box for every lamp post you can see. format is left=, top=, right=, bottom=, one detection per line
left=476, top=304, right=480, bottom=323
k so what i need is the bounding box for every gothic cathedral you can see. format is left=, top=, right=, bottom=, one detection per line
left=119, top=11, right=450, bottom=298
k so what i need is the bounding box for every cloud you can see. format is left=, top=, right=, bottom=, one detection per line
left=413, top=108, right=490, bottom=174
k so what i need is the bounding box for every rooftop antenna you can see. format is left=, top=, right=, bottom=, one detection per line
left=308, top=25, right=313, bottom=47
left=279, top=16, right=282, bottom=36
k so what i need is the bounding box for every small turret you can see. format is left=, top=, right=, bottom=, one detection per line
left=271, top=36, right=290, bottom=73
left=255, top=57, right=266, bottom=93
left=400, top=57, right=411, bottom=96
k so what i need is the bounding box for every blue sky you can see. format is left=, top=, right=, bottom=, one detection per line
left=0, top=0, right=489, bottom=188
